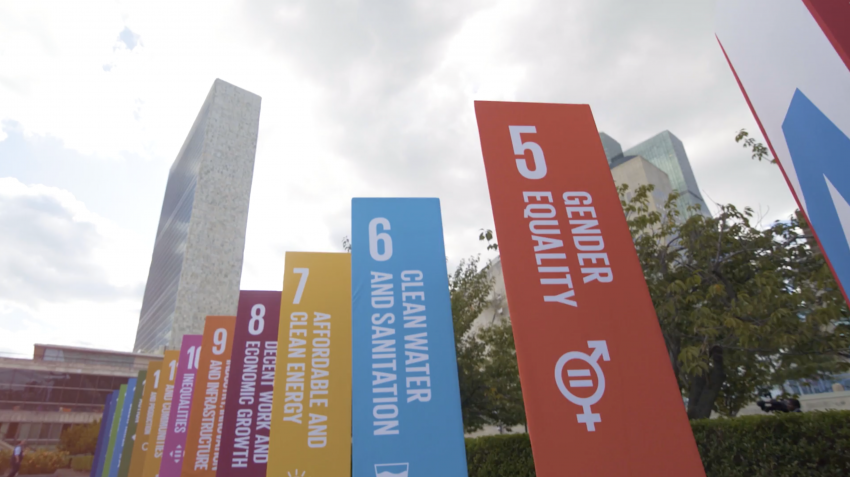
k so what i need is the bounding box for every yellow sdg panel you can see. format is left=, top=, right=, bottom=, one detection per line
left=268, top=252, right=352, bottom=477
left=141, top=350, right=180, bottom=477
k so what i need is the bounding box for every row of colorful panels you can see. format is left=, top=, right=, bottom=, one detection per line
left=94, top=102, right=710, bottom=477
left=92, top=198, right=464, bottom=477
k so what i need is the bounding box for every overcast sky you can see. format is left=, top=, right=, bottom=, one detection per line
left=0, top=0, right=797, bottom=356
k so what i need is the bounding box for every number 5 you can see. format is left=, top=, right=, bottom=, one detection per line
left=509, top=125, right=547, bottom=179
left=369, top=218, right=392, bottom=261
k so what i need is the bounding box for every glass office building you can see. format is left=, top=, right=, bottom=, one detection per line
left=0, top=344, right=159, bottom=447
left=599, top=132, right=624, bottom=165
left=132, top=100, right=208, bottom=352
left=601, top=131, right=709, bottom=218
left=133, top=79, right=261, bottom=353
left=623, top=131, right=709, bottom=217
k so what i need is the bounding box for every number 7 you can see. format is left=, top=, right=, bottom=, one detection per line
left=293, top=268, right=309, bottom=304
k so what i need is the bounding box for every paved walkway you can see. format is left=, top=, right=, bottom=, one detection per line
left=23, top=470, right=88, bottom=477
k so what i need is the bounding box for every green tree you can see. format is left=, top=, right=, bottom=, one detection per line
left=450, top=256, right=494, bottom=432
left=450, top=256, right=525, bottom=432
left=455, top=130, right=850, bottom=423
left=477, top=321, right=525, bottom=430
left=621, top=182, right=850, bottom=419
left=736, top=129, right=821, bottom=256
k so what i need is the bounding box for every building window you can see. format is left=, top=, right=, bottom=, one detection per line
left=0, top=369, right=128, bottom=413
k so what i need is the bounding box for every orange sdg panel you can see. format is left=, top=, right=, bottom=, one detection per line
left=474, top=101, right=705, bottom=476
left=181, top=316, right=237, bottom=477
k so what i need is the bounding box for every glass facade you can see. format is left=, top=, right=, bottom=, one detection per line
left=0, top=422, right=66, bottom=446
left=786, top=373, right=850, bottom=395
left=599, top=132, right=623, bottom=165
left=133, top=100, right=210, bottom=353
left=0, top=367, right=130, bottom=446
left=0, top=369, right=127, bottom=413
left=42, top=347, right=138, bottom=369
left=1, top=345, right=159, bottom=448
left=623, top=131, right=709, bottom=217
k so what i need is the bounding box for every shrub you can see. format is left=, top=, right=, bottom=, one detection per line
left=466, top=433, right=534, bottom=477
left=692, top=411, right=850, bottom=477
left=22, top=449, right=70, bottom=475
left=465, top=411, right=850, bottom=477
left=0, top=449, right=70, bottom=475
left=0, top=450, right=8, bottom=475
left=71, top=455, right=94, bottom=472
left=59, top=421, right=100, bottom=455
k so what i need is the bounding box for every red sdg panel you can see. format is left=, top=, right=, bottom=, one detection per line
left=474, top=101, right=705, bottom=477
left=803, top=0, right=850, bottom=72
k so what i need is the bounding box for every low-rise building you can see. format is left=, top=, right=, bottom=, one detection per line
left=0, top=344, right=160, bottom=448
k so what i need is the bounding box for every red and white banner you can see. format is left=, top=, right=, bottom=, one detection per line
left=716, top=0, right=850, bottom=302
left=474, top=101, right=705, bottom=476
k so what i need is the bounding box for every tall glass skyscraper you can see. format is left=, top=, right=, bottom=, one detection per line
left=601, top=131, right=709, bottom=217
left=133, top=80, right=261, bottom=353
left=624, top=131, right=708, bottom=216
left=599, top=132, right=624, bottom=165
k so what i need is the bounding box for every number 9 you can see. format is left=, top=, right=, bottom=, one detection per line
left=369, top=218, right=393, bottom=261
left=212, top=329, right=227, bottom=355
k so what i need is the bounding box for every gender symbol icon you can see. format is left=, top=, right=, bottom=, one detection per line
left=554, top=341, right=610, bottom=432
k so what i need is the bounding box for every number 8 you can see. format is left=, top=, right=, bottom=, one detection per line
left=369, top=218, right=392, bottom=261
left=249, top=304, right=265, bottom=335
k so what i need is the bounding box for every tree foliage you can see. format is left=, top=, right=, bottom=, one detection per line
left=457, top=180, right=850, bottom=423
left=735, top=129, right=776, bottom=164
left=476, top=322, right=524, bottom=429
left=381, top=123, right=850, bottom=427
left=450, top=256, right=524, bottom=432
left=478, top=229, right=498, bottom=251
left=621, top=182, right=850, bottom=418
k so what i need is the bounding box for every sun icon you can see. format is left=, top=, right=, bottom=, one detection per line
left=287, top=470, right=306, bottom=477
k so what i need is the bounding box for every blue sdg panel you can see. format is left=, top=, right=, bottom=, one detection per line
left=351, top=198, right=467, bottom=477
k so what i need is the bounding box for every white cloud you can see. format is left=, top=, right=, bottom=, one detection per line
left=0, top=178, right=146, bottom=355
left=0, top=0, right=800, bottom=353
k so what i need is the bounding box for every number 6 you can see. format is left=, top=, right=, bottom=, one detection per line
left=369, top=218, right=392, bottom=261
left=510, top=125, right=547, bottom=179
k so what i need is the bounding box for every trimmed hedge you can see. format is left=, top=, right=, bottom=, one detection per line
left=466, top=433, right=534, bottom=477
left=465, top=410, right=850, bottom=477
left=693, top=411, right=850, bottom=476
left=71, top=455, right=94, bottom=472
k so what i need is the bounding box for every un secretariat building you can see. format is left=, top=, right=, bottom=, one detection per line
left=133, top=79, right=261, bottom=353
